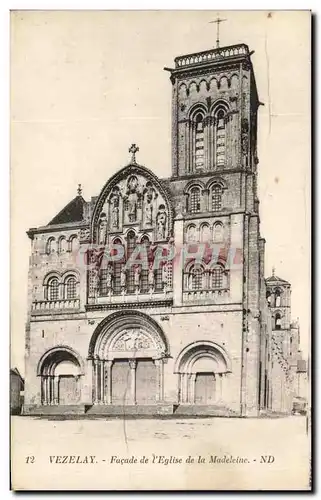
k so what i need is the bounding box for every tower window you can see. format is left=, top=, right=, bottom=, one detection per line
left=215, top=108, right=226, bottom=166
left=211, top=184, right=223, bottom=211
left=275, top=289, right=281, bottom=307
left=48, top=278, right=59, bottom=301
left=194, top=113, right=204, bottom=170
left=190, top=265, right=204, bottom=290
left=65, top=277, right=77, bottom=300
left=275, top=313, right=282, bottom=330
left=189, top=187, right=201, bottom=213
left=211, top=266, right=223, bottom=289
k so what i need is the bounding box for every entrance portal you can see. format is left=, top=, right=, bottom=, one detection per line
left=37, top=347, right=82, bottom=406
left=175, top=341, right=231, bottom=405
left=89, top=311, right=169, bottom=406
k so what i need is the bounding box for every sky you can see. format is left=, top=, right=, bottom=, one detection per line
left=10, top=10, right=311, bottom=374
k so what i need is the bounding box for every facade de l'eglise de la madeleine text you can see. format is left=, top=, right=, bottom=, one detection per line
left=23, top=38, right=307, bottom=417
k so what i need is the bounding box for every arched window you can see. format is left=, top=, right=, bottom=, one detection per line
left=126, top=231, right=136, bottom=294
left=215, top=108, right=226, bottom=166
left=200, top=224, right=211, bottom=243
left=186, top=224, right=197, bottom=243
left=69, top=235, right=78, bottom=253
left=58, top=237, right=67, bottom=253
left=211, top=265, right=224, bottom=289
left=65, top=276, right=77, bottom=300
left=194, top=113, right=204, bottom=171
left=46, top=237, right=55, bottom=255
left=190, top=265, right=204, bottom=291
left=189, top=187, right=201, bottom=213
left=211, top=184, right=223, bottom=211
left=275, top=312, right=282, bottom=330
left=275, top=289, right=281, bottom=307
left=48, top=278, right=59, bottom=301
left=213, top=221, right=224, bottom=242
left=140, top=236, right=151, bottom=293
left=112, top=238, right=125, bottom=295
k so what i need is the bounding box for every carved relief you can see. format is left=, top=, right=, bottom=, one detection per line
left=79, top=227, right=90, bottom=243
left=113, top=329, right=153, bottom=351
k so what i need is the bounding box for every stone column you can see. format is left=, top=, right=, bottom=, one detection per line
left=189, top=374, right=196, bottom=404
left=177, top=373, right=182, bottom=404
left=129, top=360, right=136, bottom=405
left=100, top=360, right=104, bottom=404
left=105, top=360, right=113, bottom=404
left=42, top=376, right=47, bottom=405
left=173, top=217, right=184, bottom=306
left=189, top=121, right=193, bottom=173
left=94, top=357, right=99, bottom=404
left=154, top=359, right=164, bottom=403
left=54, top=376, right=59, bottom=405
left=48, top=376, right=53, bottom=405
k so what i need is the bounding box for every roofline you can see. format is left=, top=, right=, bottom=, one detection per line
left=27, top=220, right=88, bottom=238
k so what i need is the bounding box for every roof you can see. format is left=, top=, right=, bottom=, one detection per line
left=47, top=195, right=85, bottom=226
left=10, top=368, right=24, bottom=385
left=265, top=274, right=290, bottom=285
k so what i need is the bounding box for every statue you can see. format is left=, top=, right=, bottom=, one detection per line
left=91, top=268, right=100, bottom=298
left=134, top=266, right=141, bottom=288
left=156, top=206, right=167, bottom=240
left=106, top=264, right=113, bottom=290
left=126, top=176, right=139, bottom=222
left=148, top=264, right=154, bottom=289
left=120, top=265, right=126, bottom=288
left=110, top=189, right=120, bottom=229
left=161, top=262, right=168, bottom=285
left=145, top=197, right=153, bottom=225
left=127, top=192, right=137, bottom=222
left=98, top=213, right=108, bottom=245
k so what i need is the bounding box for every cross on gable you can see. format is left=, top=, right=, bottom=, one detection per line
left=129, top=143, right=139, bottom=164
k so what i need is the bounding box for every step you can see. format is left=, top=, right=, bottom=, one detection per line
left=86, top=404, right=175, bottom=416
left=174, top=404, right=239, bottom=417
left=23, top=404, right=86, bottom=416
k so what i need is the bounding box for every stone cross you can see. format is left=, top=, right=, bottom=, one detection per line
left=77, top=184, right=82, bottom=196
left=129, top=143, right=139, bottom=164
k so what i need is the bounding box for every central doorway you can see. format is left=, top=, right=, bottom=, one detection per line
left=110, top=358, right=157, bottom=405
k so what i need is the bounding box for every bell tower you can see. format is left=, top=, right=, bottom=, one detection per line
left=165, top=43, right=260, bottom=179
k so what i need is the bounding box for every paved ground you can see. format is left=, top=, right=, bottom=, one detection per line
left=11, top=415, right=311, bottom=491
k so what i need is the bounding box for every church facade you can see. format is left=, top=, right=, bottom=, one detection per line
left=23, top=41, right=302, bottom=417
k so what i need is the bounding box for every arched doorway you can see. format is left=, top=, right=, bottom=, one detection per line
left=175, top=341, right=231, bottom=405
left=37, top=347, right=83, bottom=406
left=88, top=311, right=169, bottom=405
